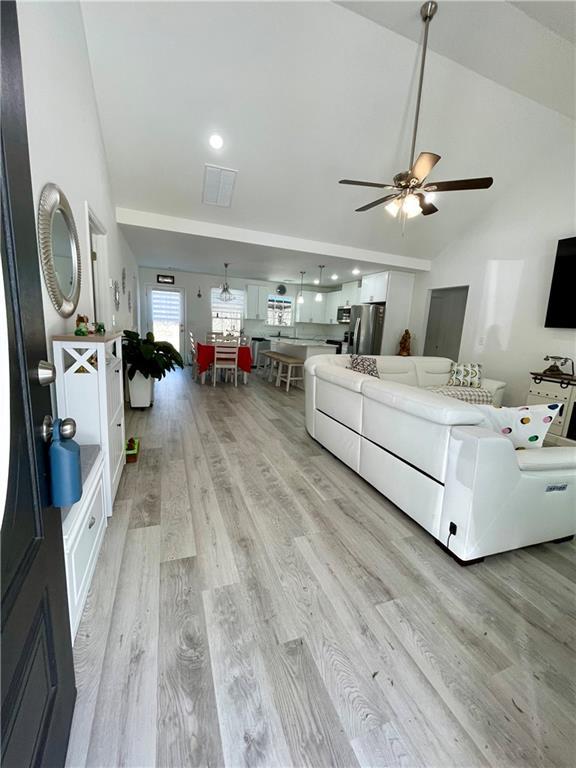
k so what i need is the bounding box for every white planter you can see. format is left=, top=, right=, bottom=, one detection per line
left=128, top=371, right=155, bottom=408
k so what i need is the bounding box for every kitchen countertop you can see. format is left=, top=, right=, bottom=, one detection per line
left=266, top=337, right=341, bottom=347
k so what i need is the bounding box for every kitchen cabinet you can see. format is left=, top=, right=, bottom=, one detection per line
left=325, top=290, right=342, bottom=324
left=295, top=290, right=326, bottom=323
left=340, top=281, right=360, bottom=307
left=360, top=272, right=389, bottom=303
left=245, top=284, right=270, bottom=320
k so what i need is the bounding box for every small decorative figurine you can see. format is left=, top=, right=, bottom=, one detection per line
left=74, top=314, right=89, bottom=336
left=95, top=322, right=106, bottom=335
left=398, top=329, right=412, bottom=357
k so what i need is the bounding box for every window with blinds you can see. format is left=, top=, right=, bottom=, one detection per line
left=211, top=288, right=244, bottom=336
left=267, top=295, right=293, bottom=327
left=150, top=289, right=182, bottom=352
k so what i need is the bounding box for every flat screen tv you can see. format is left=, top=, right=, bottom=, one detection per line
left=545, top=237, right=576, bottom=329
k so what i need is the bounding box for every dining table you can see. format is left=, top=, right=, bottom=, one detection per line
left=196, top=341, right=253, bottom=384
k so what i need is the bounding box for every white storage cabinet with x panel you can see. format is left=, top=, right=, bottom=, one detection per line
left=52, top=332, right=125, bottom=514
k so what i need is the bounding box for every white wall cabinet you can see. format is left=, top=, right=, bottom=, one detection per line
left=245, top=285, right=270, bottom=320
left=340, top=281, right=360, bottom=307
left=295, top=290, right=326, bottom=323
left=53, top=332, right=125, bottom=514
left=360, top=272, right=389, bottom=303
left=325, top=291, right=342, bottom=324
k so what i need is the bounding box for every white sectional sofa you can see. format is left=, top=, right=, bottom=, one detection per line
left=305, top=355, right=576, bottom=563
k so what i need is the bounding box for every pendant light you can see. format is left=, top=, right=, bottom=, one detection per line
left=315, top=265, right=325, bottom=302
left=297, top=271, right=305, bottom=304
left=220, top=262, right=232, bottom=302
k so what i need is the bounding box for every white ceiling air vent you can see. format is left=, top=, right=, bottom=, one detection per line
left=202, top=164, right=237, bottom=207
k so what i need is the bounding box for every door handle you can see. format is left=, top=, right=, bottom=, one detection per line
left=353, top=317, right=360, bottom=354
left=41, top=416, right=76, bottom=443
left=37, top=360, right=56, bottom=386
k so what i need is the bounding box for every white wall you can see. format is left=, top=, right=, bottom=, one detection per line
left=410, top=99, right=575, bottom=405
left=17, top=1, right=138, bottom=342
left=138, top=267, right=344, bottom=349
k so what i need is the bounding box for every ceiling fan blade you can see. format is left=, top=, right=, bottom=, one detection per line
left=415, top=193, right=438, bottom=216
left=355, top=193, right=400, bottom=212
left=339, top=179, right=396, bottom=189
left=410, top=152, right=441, bottom=183
left=424, top=177, right=494, bottom=192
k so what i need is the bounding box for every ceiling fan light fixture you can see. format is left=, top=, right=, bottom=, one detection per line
left=403, top=194, right=422, bottom=218
left=385, top=198, right=402, bottom=218
left=339, top=1, right=493, bottom=221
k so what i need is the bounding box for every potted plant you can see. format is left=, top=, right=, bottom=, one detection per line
left=122, top=330, right=184, bottom=408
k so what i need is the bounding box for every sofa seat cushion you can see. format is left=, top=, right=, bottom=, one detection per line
left=362, top=379, right=484, bottom=426
left=515, top=447, right=576, bottom=471
left=427, top=386, right=494, bottom=405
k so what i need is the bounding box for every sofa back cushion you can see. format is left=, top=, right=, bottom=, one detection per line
left=413, top=357, right=453, bottom=388
left=375, top=357, right=419, bottom=386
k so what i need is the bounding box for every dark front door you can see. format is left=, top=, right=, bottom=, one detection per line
left=1, top=3, right=76, bottom=766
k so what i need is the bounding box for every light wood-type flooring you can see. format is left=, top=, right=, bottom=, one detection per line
left=66, top=368, right=576, bottom=768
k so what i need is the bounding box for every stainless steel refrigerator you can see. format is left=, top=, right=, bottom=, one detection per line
left=347, top=304, right=385, bottom=355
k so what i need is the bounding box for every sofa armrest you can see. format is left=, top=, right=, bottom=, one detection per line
left=441, top=426, right=576, bottom=560
left=481, top=377, right=506, bottom=406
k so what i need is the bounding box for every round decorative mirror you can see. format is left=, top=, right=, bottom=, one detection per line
left=38, top=183, right=81, bottom=318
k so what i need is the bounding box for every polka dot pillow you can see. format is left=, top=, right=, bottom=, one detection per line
left=474, top=403, right=561, bottom=449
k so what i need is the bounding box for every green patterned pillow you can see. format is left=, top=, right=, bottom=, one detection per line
left=447, top=362, right=482, bottom=388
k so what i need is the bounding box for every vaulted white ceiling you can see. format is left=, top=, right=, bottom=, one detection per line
left=81, top=1, right=575, bottom=275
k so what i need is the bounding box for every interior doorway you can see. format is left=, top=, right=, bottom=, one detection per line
left=423, top=286, right=469, bottom=361
left=86, top=205, right=107, bottom=324
left=146, top=286, right=185, bottom=354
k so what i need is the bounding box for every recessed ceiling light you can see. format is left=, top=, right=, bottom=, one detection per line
left=330, top=274, right=338, bottom=280
left=209, top=134, right=224, bottom=150
left=313, top=278, right=320, bottom=285
left=352, top=268, right=360, bottom=275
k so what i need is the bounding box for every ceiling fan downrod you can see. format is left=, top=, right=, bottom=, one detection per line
left=408, top=1, right=438, bottom=171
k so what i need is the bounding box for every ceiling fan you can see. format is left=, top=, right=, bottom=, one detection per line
left=339, top=1, right=493, bottom=219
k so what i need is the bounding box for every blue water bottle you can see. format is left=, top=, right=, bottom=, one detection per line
left=50, top=418, right=82, bottom=507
